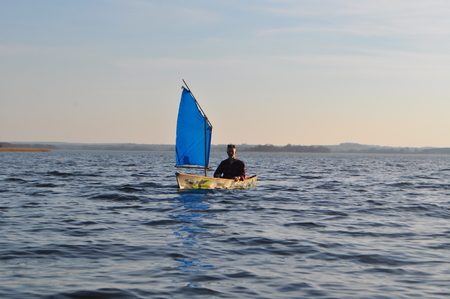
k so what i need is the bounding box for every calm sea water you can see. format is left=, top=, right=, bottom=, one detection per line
left=1, top=151, right=449, bottom=299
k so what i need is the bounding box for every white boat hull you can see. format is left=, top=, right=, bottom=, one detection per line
left=176, top=172, right=258, bottom=189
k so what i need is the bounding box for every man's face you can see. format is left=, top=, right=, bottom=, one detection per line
left=227, top=147, right=236, bottom=158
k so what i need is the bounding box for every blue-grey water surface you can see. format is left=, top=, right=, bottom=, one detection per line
left=1, top=151, right=449, bottom=299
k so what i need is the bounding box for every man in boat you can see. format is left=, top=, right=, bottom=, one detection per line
left=214, top=144, right=246, bottom=181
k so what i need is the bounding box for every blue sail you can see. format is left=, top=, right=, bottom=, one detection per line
left=175, top=88, right=212, bottom=168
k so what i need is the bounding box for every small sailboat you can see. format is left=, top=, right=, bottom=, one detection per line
left=175, top=80, right=258, bottom=189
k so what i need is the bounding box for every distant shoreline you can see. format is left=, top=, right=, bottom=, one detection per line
left=2, top=142, right=450, bottom=154
left=0, top=148, right=51, bottom=152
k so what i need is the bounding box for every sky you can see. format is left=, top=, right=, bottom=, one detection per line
left=1, top=0, right=450, bottom=147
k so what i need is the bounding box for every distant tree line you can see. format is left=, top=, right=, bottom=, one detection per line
left=421, top=148, right=450, bottom=154
left=0, top=142, right=174, bottom=151
left=242, top=144, right=331, bottom=153
left=3, top=141, right=450, bottom=154
left=0, top=142, right=58, bottom=149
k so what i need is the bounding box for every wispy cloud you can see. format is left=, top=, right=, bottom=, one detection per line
left=275, top=50, right=450, bottom=71
left=255, top=0, right=450, bottom=37
left=97, top=0, right=221, bottom=29
left=257, top=26, right=364, bottom=36
left=114, top=49, right=450, bottom=77
left=114, top=58, right=202, bottom=71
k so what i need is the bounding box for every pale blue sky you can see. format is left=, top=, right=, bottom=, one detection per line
left=2, top=0, right=450, bottom=147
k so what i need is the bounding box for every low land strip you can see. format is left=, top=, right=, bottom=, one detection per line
left=0, top=148, right=51, bottom=152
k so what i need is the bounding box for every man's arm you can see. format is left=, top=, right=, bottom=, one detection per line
left=236, top=161, right=246, bottom=181
left=213, top=161, right=223, bottom=178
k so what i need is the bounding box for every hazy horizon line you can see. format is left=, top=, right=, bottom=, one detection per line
left=2, top=141, right=449, bottom=149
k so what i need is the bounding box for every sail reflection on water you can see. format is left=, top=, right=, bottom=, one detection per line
left=169, top=190, right=214, bottom=277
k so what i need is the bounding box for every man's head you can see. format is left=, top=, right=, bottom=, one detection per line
left=227, top=144, right=236, bottom=158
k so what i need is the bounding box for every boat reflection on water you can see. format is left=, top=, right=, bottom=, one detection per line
left=169, top=190, right=214, bottom=286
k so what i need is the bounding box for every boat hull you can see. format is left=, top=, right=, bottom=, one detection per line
left=176, top=172, right=258, bottom=189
